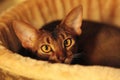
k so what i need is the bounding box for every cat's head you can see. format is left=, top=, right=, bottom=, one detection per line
left=13, top=5, right=83, bottom=63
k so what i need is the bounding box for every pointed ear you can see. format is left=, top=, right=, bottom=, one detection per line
left=61, top=5, right=83, bottom=35
left=13, top=20, right=38, bottom=49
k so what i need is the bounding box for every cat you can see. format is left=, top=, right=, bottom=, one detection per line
left=71, top=20, right=120, bottom=68
left=13, top=5, right=82, bottom=63
left=13, top=5, right=120, bottom=67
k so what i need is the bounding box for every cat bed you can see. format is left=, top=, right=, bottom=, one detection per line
left=0, top=0, right=120, bottom=79
left=0, top=0, right=24, bottom=13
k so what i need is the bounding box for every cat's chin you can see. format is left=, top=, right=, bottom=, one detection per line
left=64, top=57, right=73, bottom=64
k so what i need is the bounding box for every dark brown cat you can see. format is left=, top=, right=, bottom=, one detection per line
left=13, top=6, right=82, bottom=63
left=76, top=20, right=120, bottom=67
left=13, top=5, right=120, bottom=67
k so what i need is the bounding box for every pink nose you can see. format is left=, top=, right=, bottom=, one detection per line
left=59, top=57, right=66, bottom=62
left=56, top=52, right=66, bottom=62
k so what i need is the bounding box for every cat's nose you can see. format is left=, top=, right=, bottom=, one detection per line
left=58, top=56, right=66, bottom=63
left=56, top=51, right=67, bottom=63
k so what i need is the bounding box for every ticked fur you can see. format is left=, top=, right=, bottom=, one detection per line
left=13, top=5, right=120, bottom=67
left=13, top=5, right=82, bottom=63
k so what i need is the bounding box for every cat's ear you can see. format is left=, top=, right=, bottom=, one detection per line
left=13, top=20, right=38, bottom=49
left=61, top=5, right=83, bottom=35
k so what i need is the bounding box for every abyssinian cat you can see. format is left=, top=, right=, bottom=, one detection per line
left=13, top=5, right=120, bottom=68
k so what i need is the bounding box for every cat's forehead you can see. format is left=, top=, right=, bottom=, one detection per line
left=54, top=25, right=74, bottom=38
left=38, top=26, right=74, bottom=42
left=39, top=31, right=53, bottom=40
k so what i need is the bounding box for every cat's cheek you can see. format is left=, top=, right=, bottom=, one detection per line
left=49, top=56, right=61, bottom=63
left=36, top=50, right=50, bottom=60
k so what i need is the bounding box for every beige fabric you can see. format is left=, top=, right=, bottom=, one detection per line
left=0, top=0, right=25, bottom=13
left=0, top=45, right=119, bottom=80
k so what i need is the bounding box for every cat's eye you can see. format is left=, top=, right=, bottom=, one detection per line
left=41, top=45, right=52, bottom=53
left=64, top=38, right=72, bottom=47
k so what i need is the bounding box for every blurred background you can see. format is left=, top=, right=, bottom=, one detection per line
left=0, top=0, right=25, bottom=13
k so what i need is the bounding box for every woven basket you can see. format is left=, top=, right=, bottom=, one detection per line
left=0, top=0, right=120, bottom=80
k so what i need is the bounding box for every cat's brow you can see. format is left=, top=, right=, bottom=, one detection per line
left=45, top=37, right=51, bottom=44
left=59, top=33, right=66, bottom=39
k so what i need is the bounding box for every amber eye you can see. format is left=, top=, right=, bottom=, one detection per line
left=41, top=45, right=52, bottom=53
left=64, top=38, right=72, bottom=47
